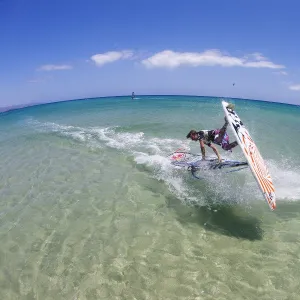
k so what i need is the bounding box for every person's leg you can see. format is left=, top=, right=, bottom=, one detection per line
left=214, top=117, right=229, bottom=144
left=219, top=131, right=239, bottom=151
left=222, top=141, right=238, bottom=151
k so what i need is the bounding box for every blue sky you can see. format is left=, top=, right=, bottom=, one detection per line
left=1, top=0, right=300, bottom=107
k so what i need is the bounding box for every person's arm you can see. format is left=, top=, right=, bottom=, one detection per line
left=209, top=144, right=222, bottom=163
left=199, top=139, right=206, bottom=160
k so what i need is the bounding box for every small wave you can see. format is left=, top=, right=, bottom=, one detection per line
left=27, top=118, right=300, bottom=207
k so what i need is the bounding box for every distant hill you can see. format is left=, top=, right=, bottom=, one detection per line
left=0, top=102, right=43, bottom=113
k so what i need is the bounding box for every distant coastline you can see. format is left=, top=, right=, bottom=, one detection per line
left=0, top=103, right=43, bottom=113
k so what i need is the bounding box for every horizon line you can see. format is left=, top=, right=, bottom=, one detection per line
left=0, top=94, right=299, bottom=114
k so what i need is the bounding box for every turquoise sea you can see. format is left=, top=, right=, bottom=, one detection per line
left=1, top=95, right=300, bottom=300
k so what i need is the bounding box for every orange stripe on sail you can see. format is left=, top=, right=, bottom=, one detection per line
left=252, top=157, right=275, bottom=193
left=249, top=151, right=271, bottom=194
left=252, top=149, right=275, bottom=192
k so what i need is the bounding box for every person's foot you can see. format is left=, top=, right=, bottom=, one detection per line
left=225, top=141, right=238, bottom=152
left=227, top=103, right=235, bottom=110
left=231, top=141, right=238, bottom=148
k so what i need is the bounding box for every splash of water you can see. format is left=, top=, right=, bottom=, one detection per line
left=29, top=119, right=300, bottom=207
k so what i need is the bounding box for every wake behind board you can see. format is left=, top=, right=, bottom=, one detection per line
left=222, top=101, right=276, bottom=210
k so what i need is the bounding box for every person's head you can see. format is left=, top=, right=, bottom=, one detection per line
left=186, top=130, right=198, bottom=141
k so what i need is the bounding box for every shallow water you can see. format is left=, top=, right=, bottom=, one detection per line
left=0, top=96, right=299, bottom=299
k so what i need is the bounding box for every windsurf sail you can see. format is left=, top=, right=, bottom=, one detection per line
left=222, top=101, right=276, bottom=210
left=169, top=151, right=248, bottom=179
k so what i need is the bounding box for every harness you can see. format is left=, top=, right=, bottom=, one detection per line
left=196, top=130, right=215, bottom=146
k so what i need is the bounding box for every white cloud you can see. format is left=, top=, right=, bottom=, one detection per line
left=249, top=52, right=267, bottom=61
left=274, top=71, right=288, bottom=76
left=90, top=50, right=133, bottom=67
left=289, top=84, right=300, bottom=91
left=141, top=49, right=285, bottom=69
left=38, top=64, right=72, bottom=71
